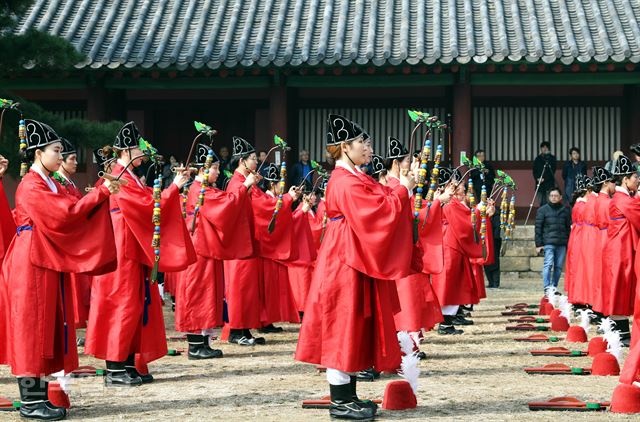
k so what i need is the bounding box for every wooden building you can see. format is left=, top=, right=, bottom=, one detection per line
left=5, top=0, right=640, bottom=212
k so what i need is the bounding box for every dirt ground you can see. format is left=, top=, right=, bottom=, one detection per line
left=0, top=276, right=636, bottom=421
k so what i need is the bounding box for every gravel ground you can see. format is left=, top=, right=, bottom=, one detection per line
left=0, top=276, right=635, bottom=421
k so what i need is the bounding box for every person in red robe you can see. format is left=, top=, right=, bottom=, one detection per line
left=0, top=154, right=16, bottom=368
left=574, top=176, right=599, bottom=307
left=286, top=190, right=318, bottom=317
left=601, top=155, right=640, bottom=346
left=254, top=163, right=302, bottom=332
left=85, top=121, right=196, bottom=386
left=431, top=168, right=496, bottom=335
left=590, top=166, right=615, bottom=318
left=2, top=119, right=119, bottom=420
left=52, top=139, right=94, bottom=348
left=296, top=114, right=415, bottom=420
left=223, top=137, right=268, bottom=345
left=566, top=175, right=590, bottom=304
left=174, top=143, right=257, bottom=358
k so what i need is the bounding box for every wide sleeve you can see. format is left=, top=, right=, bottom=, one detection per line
left=117, top=182, right=196, bottom=271
left=0, top=180, right=16, bottom=260
left=25, top=184, right=117, bottom=274
left=335, top=176, right=413, bottom=279
left=618, top=196, right=640, bottom=233
left=194, top=184, right=254, bottom=260
left=444, top=199, right=483, bottom=258
left=417, top=198, right=444, bottom=274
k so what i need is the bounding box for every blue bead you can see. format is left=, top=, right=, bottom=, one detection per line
left=421, top=164, right=427, bottom=169
left=416, top=187, right=423, bottom=193
left=413, top=212, right=419, bottom=217
left=154, top=250, right=160, bottom=255
left=154, top=227, right=160, bottom=233
left=154, top=202, right=160, bottom=207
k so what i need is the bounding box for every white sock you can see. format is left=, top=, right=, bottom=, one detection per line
left=441, top=305, right=459, bottom=316
left=326, top=368, right=351, bottom=385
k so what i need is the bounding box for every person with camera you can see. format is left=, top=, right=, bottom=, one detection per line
left=532, top=142, right=557, bottom=206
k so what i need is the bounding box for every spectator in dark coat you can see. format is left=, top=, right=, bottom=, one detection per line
left=532, top=141, right=557, bottom=206
left=484, top=213, right=502, bottom=288
left=561, top=147, right=587, bottom=206
left=290, top=149, right=313, bottom=190
left=470, top=149, right=496, bottom=203
left=217, top=146, right=231, bottom=189
left=535, top=187, right=572, bottom=291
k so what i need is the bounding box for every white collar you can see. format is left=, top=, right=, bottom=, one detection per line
left=266, top=190, right=276, bottom=198
left=31, top=165, right=58, bottom=193
left=335, top=160, right=357, bottom=175
left=195, top=175, right=204, bottom=183
left=117, top=159, right=145, bottom=188
left=615, top=186, right=631, bottom=197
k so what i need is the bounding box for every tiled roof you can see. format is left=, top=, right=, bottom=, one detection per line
left=16, top=0, right=640, bottom=70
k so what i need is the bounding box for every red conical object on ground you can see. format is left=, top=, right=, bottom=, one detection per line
left=550, top=315, right=570, bottom=332
left=539, top=302, right=554, bottom=316
left=549, top=309, right=562, bottom=320
left=48, top=382, right=70, bottom=409
left=539, top=295, right=550, bottom=307
left=610, top=383, right=640, bottom=413
left=382, top=381, right=417, bottom=410
left=566, top=326, right=588, bottom=343
left=591, top=352, right=620, bottom=376
left=587, top=337, right=608, bottom=357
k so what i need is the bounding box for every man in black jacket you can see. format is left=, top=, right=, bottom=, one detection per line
left=532, top=142, right=557, bottom=206
left=535, top=188, right=572, bottom=291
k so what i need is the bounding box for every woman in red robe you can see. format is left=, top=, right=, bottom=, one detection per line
left=85, top=121, right=196, bottom=386
left=576, top=178, right=600, bottom=306
left=254, top=163, right=302, bottom=332
left=601, top=155, right=640, bottom=346
left=296, top=114, right=415, bottom=420
left=591, top=166, right=615, bottom=315
left=223, top=137, right=269, bottom=345
left=174, top=143, right=257, bottom=358
left=431, top=168, right=495, bottom=334
left=54, top=139, right=94, bottom=340
left=0, top=155, right=16, bottom=367
left=2, top=119, right=118, bottom=420
left=566, top=175, right=591, bottom=304
left=286, top=191, right=318, bottom=316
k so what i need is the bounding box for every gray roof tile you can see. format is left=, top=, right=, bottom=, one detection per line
left=15, top=0, right=640, bottom=70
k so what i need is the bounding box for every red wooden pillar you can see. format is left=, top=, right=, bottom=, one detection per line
left=265, top=81, right=288, bottom=157
left=452, top=77, right=472, bottom=166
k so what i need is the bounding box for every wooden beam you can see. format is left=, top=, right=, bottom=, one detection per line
left=104, top=77, right=272, bottom=89
left=286, top=74, right=455, bottom=88
left=471, top=73, right=640, bottom=86
left=0, top=79, right=87, bottom=89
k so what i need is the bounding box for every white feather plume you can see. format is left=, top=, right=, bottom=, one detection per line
left=397, top=331, right=420, bottom=395
left=546, top=286, right=559, bottom=307
left=603, top=330, right=623, bottom=363
left=51, top=370, right=72, bottom=394
left=558, top=295, right=572, bottom=321
left=598, top=317, right=616, bottom=335
left=576, top=309, right=594, bottom=333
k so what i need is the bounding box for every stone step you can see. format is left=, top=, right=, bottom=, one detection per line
left=502, top=239, right=536, bottom=257
left=510, top=224, right=534, bottom=240
left=501, top=257, right=530, bottom=272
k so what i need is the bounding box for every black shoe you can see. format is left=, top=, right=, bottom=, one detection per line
left=105, top=361, right=142, bottom=387
left=188, top=334, right=224, bottom=359
left=124, top=354, right=154, bottom=383
left=451, top=316, right=474, bottom=326
left=614, top=319, right=631, bottom=347
left=228, top=335, right=256, bottom=346
left=76, top=337, right=85, bottom=347
left=438, top=324, right=464, bottom=335
left=258, top=324, right=284, bottom=333
left=416, top=351, right=427, bottom=360
left=356, top=368, right=380, bottom=382
left=329, top=383, right=376, bottom=420
left=460, top=304, right=474, bottom=312
left=349, top=376, right=378, bottom=413
left=17, top=378, right=67, bottom=421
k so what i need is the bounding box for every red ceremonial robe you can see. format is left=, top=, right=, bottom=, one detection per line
left=286, top=204, right=318, bottom=313
left=58, top=178, right=94, bottom=329
left=252, top=188, right=300, bottom=324
left=470, top=213, right=495, bottom=302
left=174, top=179, right=252, bottom=332
left=601, top=188, right=640, bottom=316
left=296, top=163, right=413, bottom=373
left=573, top=193, right=599, bottom=305
left=565, top=201, right=585, bottom=301
left=311, top=199, right=326, bottom=250
left=223, top=171, right=263, bottom=329
left=2, top=170, right=116, bottom=376
left=431, top=197, right=483, bottom=306
left=85, top=163, right=196, bottom=364
left=164, top=272, right=178, bottom=296
left=394, top=199, right=445, bottom=332
left=592, top=192, right=611, bottom=314
left=0, top=179, right=17, bottom=365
